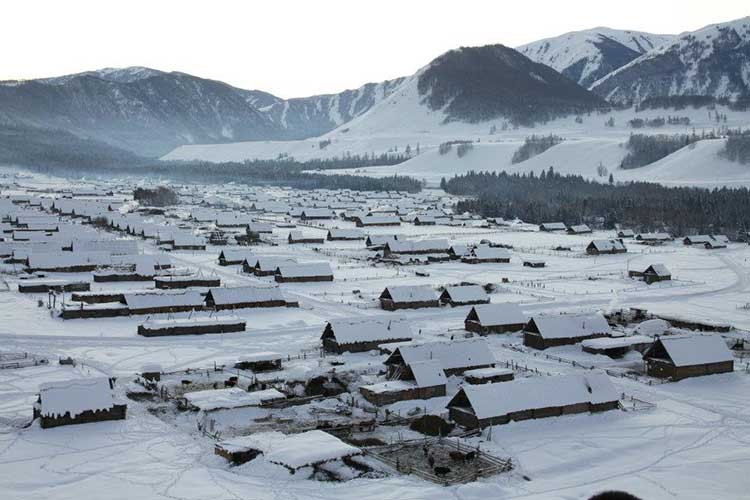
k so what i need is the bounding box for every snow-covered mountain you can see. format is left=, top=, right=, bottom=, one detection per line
left=517, top=28, right=675, bottom=88
left=591, top=18, right=750, bottom=105
left=0, top=69, right=280, bottom=157
left=248, top=77, right=407, bottom=140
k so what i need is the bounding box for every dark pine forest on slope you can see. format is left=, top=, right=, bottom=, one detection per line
left=443, top=169, right=750, bottom=236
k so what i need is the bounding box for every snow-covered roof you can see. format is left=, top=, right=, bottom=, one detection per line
left=650, top=335, right=733, bottom=367
left=220, top=249, right=257, bottom=262
left=27, top=251, right=111, bottom=269
left=466, top=246, right=511, bottom=260
left=645, top=264, right=671, bottom=276
left=38, top=377, right=117, bottom=418
left=588, top=239, right=626, bottom=252
left=468, top=303, right=526, bottom=327
left=529, top=313, right=611, bottom=339
left=183, top=387, right=284, bottom=411
left=385, top=239, right=450, bottom=253
left=265, top=430, right=361, bottom=470
left=381, top=285, right=438, bottom=303
left=325, top=316, right=412, bottom=344
left=207, top=286, right=285, bottom=305
left=72, top=239, right=139, bottom=255
left=327, top=228, right=364, bottom=239
left=140, top=316, right=244, bottom=329
left=463, top=367, right=514, bottom=379
left=409, top=359, right=447, bottom=388
left=124, top=290, right=204, bottom=310
left=237, top=351, right=283, bottom=363
left=391, top=338, right=495, bottom=371
left=275, top=262, right=333, bottom=278
left=442, top=285, right=488, bottom=303
left=452, top=372, right=618, bottom=420
left=253, top=257, right=296, bottom=271
left=581, top=335, right=653, bottom=349
left=540, top=222, right=566, bottom=230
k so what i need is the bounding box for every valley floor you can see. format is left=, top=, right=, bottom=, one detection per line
left=1, top=172, right=749, bottom=499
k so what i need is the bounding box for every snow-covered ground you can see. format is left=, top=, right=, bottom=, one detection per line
left=1, top=172, right=750, bottom=499
left=163, top=100, right=750, bottom=189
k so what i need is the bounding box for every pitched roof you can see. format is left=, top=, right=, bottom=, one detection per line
left=451, top=372, right=618, bottom=419
left=391, top=338, right=494, bottom=371
left=208, top=286, right=286, bottom=305
left=468, top=303, right=526, bottom=327
left=588, top=239, right=626, bottom=252
left=651, top=335, right=733, bottom=367
left=325, top=316, right=412, bottom=344
left=382, top=285, right=438, bottom=303
left=442, top=285, right=489, bottom=303
left=38, top=377, right=116, bottom=418
left=275, top=262, right=333, bottom=278
left=529, top=313, right=611, bottom=339
left=409, top=360, right=447, bottom=388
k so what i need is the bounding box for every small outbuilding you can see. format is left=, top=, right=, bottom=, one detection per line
left=34, top=377, right=127, bottom=429
left=379, top=285, right=439, bottom=310
left=586, top=239, right=627, bottom=255
left=523, top=313, right=611, bottom=350
left=464, top=303, right=526, bottom=334
left=439, top=285, right=489, bottom=306
left=321, top=316, right=413, bottom=353
left=642, top=335, right=734, bottom=381
left=447, top=372, right=619, bottom=428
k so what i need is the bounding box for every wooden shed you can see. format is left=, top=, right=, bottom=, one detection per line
left=385, top=338, right=495, bottom=377
left=379, top=285, right=439, bottom=310
left=643, top=335, right=734, bottom=381
left=448, top=372, right=619, bottom=428
left=274, top=262, right=334, bottom=283
left=321, top=316, right=413, bottom=353
left=439, top=285, right=490, bottom=306
left=464, top=303, right=526, bottom=334
left=360, top=359, right=447, bottom=406
left=205, top=286, right=287, bottom=310
left=288, top=230, right=325, bottom=244
left=461, top=246, right=511, bottom=264
left=34, top=377, right=127, bottom=429
left=137, top=316, right=246, bottom=337
left=523, top=313, right=611, bottom=350
left=586, top=239, right=627, bottom=255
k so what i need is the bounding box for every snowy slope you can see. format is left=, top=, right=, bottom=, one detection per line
left=518, top=28, right=675, bottom=88
left=591, top=17, right=750, bottom=104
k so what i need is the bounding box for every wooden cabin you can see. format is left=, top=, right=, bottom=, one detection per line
left=321, top=316, right=412, bottom=353
left=288, top=230, right=325, bottom=245
left=34, top=378, right=127, bottom=429
left=379, top=285, right=439, bottom=310
left=461, top=246, right=511, bottom=264
left=523, top=313, right=611, bottom=350
left=567, top=224, right=592, bottom=235
left=463, top=367, right=514, bottom=384
left=447, top=372, right=619, bottom=429
left=360, top=359, right=446, bottom=406
left=326, top=228, right=365, bottom=241
left=154, top=276, right=221, bottom=289
left=385, top=338, right=495, bottom=377
left=205, top=286, right=287, bottom=310
left=464, top=303, right=526, bottom=334
left=539, top=222, right=567, bottom=232
left=439, top=285, right=489, bottom=306
left=629, top=264, right=671, bottom=284
left=218, top=249, right=257, bottom=266
left=137, top=316, right=246, bottom=337
left=274, top=262, right=333, bottom=283
left=586, top=239, right=627, bottom=255
left=643, top=335, right=734, bottom=381
left=354, top=215, right=401, bottom=227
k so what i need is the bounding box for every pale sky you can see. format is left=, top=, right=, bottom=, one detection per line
left=2, top=0, right=747, bottom=98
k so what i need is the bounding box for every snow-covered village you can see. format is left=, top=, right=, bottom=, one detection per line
left=2, top=2, right=750, bottom=500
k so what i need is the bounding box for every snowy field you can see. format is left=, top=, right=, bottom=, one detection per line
left=162, top=87, right=750, bottom=189
left=0, top=170, right=749, bottom=499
